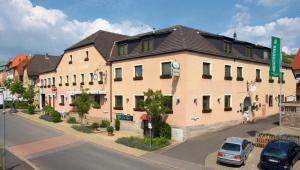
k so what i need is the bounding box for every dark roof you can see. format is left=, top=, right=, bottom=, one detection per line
left=65, top=30, right=128, bottom=60
left=109, top=25, right=291, bottom=68
left=26, top=54, right=62, bottom=76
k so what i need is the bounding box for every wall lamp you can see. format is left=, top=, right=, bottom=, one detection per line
left=176, top=97, right=180, bottom=104
left=194, top=96, right=198, bottom=104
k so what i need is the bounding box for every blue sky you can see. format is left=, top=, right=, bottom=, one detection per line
left=0, top=0, right=299, bottom=60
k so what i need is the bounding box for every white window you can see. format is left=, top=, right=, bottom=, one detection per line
left=90, top=73, right=93, bottom=82
left=134, top=65, right=143, bottom=78
left=115, top=68, right=122, bottom=80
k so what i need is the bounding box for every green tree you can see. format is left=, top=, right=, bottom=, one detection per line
left=9, top=80, right=25, bottom=97
left=23, top=85, right=36, bottom=104
left=75, top=89, right=91, bottom=124
left=3, top=79, right=12, bottom=88
left=140, top=89, right=170, bottom=137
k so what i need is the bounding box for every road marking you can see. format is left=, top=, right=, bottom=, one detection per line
left=7, top=134, right=80, bottom=158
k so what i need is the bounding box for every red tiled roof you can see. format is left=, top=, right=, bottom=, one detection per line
left=291, top=49, right=300, bottom=70
left=9, top=54, right=31, bottom=69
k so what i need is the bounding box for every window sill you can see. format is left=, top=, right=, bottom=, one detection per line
left=114, top=78, right=122, bottom=81
left=113, top=106, right=123, bottom=110
left=84, top=58, right=89, bottom=61
left=47, top=85, right=51, bottom=88
left=278, top=80, right=285, bottom=84
left=98, top=81, right=103, bottom=84
left=68, top=61, right=72, bottom=64
left=133, top=108, right=145, bottom=112
left=59, top=103, right=64, bottom=106
left=89, top=82, right=94, bottom=85
left=224, top=76, right=232, bottom=80
left=236, top=77, right=244, bottom=81
left=255, top=78, right=262, bottom=82
left=224, top=107, right=232, bottom=111
left=72, top=83, right=76, bottom=86
left=202, top=74, right=212, bottom=79
left=69, top=103, right=75, bottom=106
left=202, top=109, right=212, bottom=113
left=165, top=110, right=173, bottom=114
left=160, top=75, right=172, bottom=79
left=65, top=83, right=69, bottom=86
left=269, top=79, right=274, bottom=83
left=133, top=77, right=143, bottom=80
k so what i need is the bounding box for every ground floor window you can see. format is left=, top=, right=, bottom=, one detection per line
left=268, top=95, right=273, bottom=107
left=134, top=96, right=144, bottom=111
left=90, top=94, right=101, bottom=109
left=164, top=96, right=173, bottom=113
left=224, top=95, right=232, bottom=111
left=114, top=95, right=123, bottom=110
left=59, top=95, right=64, bottom=105
left=70, top=95, right=76, bottom=106
left=202, top=95, right=211, bottom=113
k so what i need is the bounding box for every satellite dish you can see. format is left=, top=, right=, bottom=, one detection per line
left=172, top=61, right=180, bottom=69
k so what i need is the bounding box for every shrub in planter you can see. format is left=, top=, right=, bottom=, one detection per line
left=51, top=111, right=61, bottom=122
left=107, top=126, right=114, bottom=136
left=159, top=122, right=171, bottom=139
left=43, top=105, right=55, bottom=114
left=27, top=104, right=35, bottom=115
left=100, top=119, right=110, bottom=128
left=91, top=122, right=100, bottom=130
left=71, top=125, right=92, bottom=133
left=115, top=119, right=120, bottom=131
left=67, top=117, right=77, bottom=124
left=39, top=114, right=52, bottom=122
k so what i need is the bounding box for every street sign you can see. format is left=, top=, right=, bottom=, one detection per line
left=270, top=36, right=281, bottom=77
left=148, top=122, right=152, bottom=129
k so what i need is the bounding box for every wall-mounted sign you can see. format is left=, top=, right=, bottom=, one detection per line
left=116, top=113, right=133, bottom=121
left=172, top=61, right=180, bottom=76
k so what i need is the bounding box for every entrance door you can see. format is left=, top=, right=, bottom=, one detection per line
left=41, top=94, right=46, bottom=107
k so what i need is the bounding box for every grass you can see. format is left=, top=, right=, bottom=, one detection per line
left=115, top=136, right=170, bottom=151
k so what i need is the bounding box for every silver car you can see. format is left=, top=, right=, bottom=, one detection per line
left=217, top=137, right=254, bottom=166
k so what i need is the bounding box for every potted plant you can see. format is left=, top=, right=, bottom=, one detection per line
left=91, top=122, right=99, bottom=132
left=107, top=126, right=114, bottom=136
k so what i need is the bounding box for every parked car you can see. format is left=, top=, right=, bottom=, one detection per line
left=217, top=137, right=254, bottom=166
left=259, top=139, right=300, bottom=170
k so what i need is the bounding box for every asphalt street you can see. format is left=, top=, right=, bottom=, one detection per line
left=161, top=114, right=279, bottom=165
left=0, top=113, right=171, bottom=170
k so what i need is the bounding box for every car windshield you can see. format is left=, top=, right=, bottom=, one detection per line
left=222, top=143, right=240, bottom=152
left=263, top=147, right=287, bottom=159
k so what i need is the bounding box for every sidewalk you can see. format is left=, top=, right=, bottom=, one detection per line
left=17, top=112, right=148, bottom=157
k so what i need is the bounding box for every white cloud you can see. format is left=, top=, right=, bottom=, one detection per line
left=0, top=0, right=152, bottom=60
left=257, top=0, right=288, bottom=6
left=232, top=4, right=251, bottom=27
left=223, top=17, right=300, bottom=54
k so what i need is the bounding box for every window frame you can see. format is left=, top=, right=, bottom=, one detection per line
left=118, top=44, right=128, bottom=56
left=164, top=95, right=173, bottom=114
left=142, top=38, right=154, bottom=52
left=134, top=95, right=145, bottom=111
left=202, top=61, right=211, bottom=77
left=160, top=61, right=172, bottom=78
left=237, top=66, right=244, bottom=81
left=202, top=95, right=212, bottom=113
left=114, top=95, right=123, bottom=110
left=256, top=68, right=262, bottom=82
left=114, top=67, right=123, bottom=81
left=268, top=95, right=273, bottom=107
left=133, top=64, right=143, bottom=80
left=80, top=73, right=85, bottom=85
left=224, top=94, right=232, bottom=111
left=224, top=64, right=232, bottom=80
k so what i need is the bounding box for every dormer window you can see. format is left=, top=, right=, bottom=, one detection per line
left=142, top=39, right=154, bottom=52
left=84, top=51, right=89, bottom=61
left=224, top=41, right=232, bottom=54
left=245, top=46, right=252, bottom=57
left=118, top=44, right=128, bottom=56
left=69, top=55, right=73, bottom=64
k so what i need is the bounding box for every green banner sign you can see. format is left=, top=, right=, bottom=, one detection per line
left=269, top=36, right=281, bottom=77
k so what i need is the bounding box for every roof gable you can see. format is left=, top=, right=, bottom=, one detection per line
left=291, top=49, right=300, bottom=70
left=26, top=54, right=61, bottom=76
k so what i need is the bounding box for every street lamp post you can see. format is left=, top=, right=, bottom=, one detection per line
left=0, top=87, right=6, bottom=170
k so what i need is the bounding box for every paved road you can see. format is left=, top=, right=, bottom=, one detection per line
left=161, top=115, right=278, bottom=165
left=0, top=113, right=171, bottom=170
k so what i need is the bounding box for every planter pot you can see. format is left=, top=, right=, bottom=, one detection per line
left=107, top=132, right=114, bottom=136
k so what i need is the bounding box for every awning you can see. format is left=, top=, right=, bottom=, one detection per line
left=140, top=114, right=149, bottom=121
left=66, top=90, right=81, bottom=95
left=66, top=90, right=106, bottom=95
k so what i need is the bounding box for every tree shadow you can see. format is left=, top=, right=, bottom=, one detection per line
left=247, top=130, right=258, bottom=137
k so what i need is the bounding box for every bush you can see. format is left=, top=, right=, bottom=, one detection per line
left=107, top=126, right=114, bottom=133
left=72, top=125, right=92, bottom=133
left=159, top=122, right=171, bottom=139
left=115, top=119, right=120, bottom=131
left=116, top=136, right=170, bottom=151
left=43, top=105, right=55, bottom=114
left=4, top=101, right=29, bottom=109
left=67, top=117, right=77, bottom=124
left=100, top=119, right=110, bottom=128
left=51, top=111, right=61, bottom=123
left=91, top=122, right=100, bottom=129
left=27, top=104, right=35, bottom=115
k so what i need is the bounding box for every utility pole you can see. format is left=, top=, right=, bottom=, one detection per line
left=1, top=87, right=6, bottom=170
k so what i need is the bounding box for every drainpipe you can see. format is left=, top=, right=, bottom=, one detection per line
left=109, top=62, right=113, bottom=122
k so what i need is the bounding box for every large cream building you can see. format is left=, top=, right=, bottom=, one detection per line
left=40, top=25, right=296, bottom=140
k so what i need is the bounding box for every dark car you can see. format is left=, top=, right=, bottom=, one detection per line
left=260, top=139, right=300, bottom=170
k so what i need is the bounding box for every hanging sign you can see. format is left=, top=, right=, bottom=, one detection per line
left=171, top=61, right=180, bottom=76
left=269, top=36, right=281, bottom=77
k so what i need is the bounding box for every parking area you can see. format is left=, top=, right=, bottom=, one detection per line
left=205, top=145, right=300, bottom=169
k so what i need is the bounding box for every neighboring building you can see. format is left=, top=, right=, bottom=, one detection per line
left=291, top=48, right=300, bottom=100
left=0, top=64, right=7, bottom=86
left=23, top=54, right=61, bottom=105
left=6, top=54, right=31, bottom=81
left=40, top=25, right=297, bottom=140
left=39, top=30, right=127, bottom=118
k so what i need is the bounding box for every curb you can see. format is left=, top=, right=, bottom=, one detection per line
left=5, top=148, right=40, bottom=170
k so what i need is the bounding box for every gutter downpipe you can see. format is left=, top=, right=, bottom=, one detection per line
left=107, top=42, right=116, bottom=122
